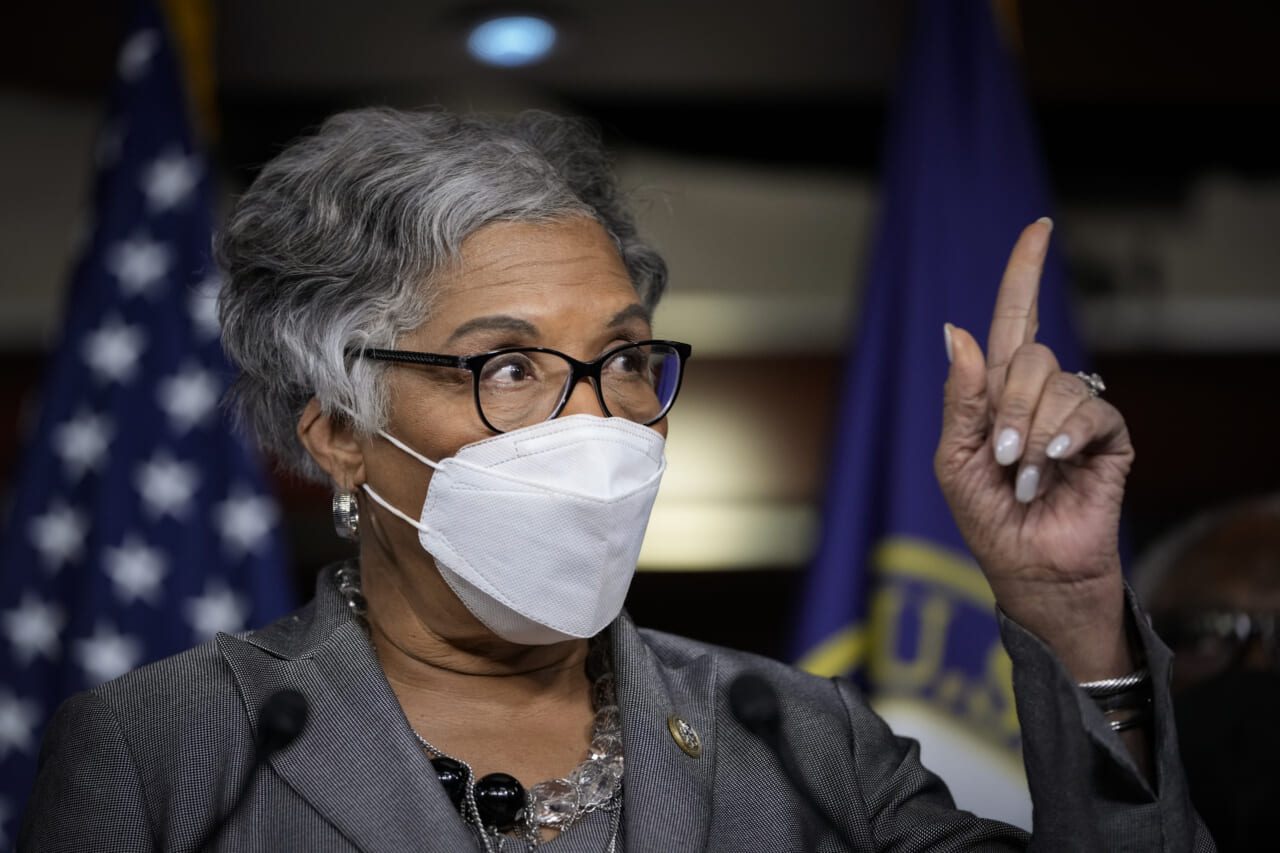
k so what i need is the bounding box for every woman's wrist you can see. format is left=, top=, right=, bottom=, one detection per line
left=993, top=571, right=1134, bottom=682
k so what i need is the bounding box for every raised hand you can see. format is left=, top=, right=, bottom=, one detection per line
left=933, top=219, right=1135, bottom=680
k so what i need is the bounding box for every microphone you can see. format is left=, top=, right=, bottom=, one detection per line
left=728, top=673, right=859, bottom=851
left=194, top=689, right=310, bottom=851
left=254, top=688, right=309, bottom=758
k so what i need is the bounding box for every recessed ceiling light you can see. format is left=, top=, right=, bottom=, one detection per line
left=466, top=15, right=557, bottom=68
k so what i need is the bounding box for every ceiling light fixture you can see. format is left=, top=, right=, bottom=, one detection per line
left=466, top=15, right=557, bottom=68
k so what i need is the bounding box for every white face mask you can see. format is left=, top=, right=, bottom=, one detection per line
left=361, top=414, right=666, bottom=645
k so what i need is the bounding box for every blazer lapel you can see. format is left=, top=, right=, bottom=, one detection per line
left=612, top=613, right=718, bottom=853
left=219, top=576, right=723, bottom=852
left=218, top=576, right=476, bottom=853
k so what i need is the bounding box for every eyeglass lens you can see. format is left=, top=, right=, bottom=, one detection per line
left=477, top=342, right=682, bottom=432
left=1158, top=610, right=1280, bottom=676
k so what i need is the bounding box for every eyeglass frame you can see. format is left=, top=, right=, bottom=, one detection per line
left=354, top=339, right=692, bottom=434
left=1154, top=608, right=1280, bottom=672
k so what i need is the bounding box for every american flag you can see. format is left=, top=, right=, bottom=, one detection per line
left=0, top=0, right=294, bottom=838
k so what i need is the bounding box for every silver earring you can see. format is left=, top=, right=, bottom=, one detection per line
left=332, top=490, right=360, bottom=541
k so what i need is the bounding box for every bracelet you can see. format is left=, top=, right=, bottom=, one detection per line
left=1108, top=709, right=1150, bottom=733
left=1080, top=666, right=1153, bottom=733
left=1093, top=689, right=1152, bottom=713
left=1078, top=666, right=1150, bottom=698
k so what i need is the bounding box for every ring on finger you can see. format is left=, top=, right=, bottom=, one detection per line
left=1074, top=371, right=1106, bottom=399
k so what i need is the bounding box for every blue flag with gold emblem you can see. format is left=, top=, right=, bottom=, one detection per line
left=790, top=0, right=1084, bottom=827
left=0, top=1, right=294, bottom=839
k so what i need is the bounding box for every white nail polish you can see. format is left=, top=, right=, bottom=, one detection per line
left=1036, top=216, right=1054, bottom=232
left=943, top=323, right=954, bottom=364
left=994, top=428, right=1021, bottom=466
left=1046, top=434, right=1071, bottom=459
left=1016, top=465, right=1040, bottom=503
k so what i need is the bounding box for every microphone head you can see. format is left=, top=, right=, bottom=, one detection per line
left=728, top=672, right=781, bottom=738
left=257, top=689, right=309, bottom=757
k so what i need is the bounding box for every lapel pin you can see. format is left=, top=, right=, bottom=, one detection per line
left=667, top=714, right=703, bottom=758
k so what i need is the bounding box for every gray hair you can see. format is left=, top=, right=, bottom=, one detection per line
left=216, top=107, right=668, bottom=481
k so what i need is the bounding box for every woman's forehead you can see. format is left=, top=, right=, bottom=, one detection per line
left=453, top=218, right=623, bottom=273
left=442, top=221, right=634, bottom=297
left=411, top=218, right=646, bottom=343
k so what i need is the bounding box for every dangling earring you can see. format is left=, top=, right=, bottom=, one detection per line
left=332, top=490, right=360, bottom=541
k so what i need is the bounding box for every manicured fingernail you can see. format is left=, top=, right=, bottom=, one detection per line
left=1036, top=216, right=1054, bottom=232
left=1016, top=465, right=1040, bottom=503
left=994, top=428, right=1021, bottom=466
left=1046, top=434, right=1071, bottom=459
left=943, top=323, right=955, bottom=364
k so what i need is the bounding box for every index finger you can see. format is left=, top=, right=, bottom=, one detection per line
left=986, top=218, right=1052, bottom=403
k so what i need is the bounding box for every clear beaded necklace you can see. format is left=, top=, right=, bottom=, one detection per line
left=335, top=564, right=624, bottom=851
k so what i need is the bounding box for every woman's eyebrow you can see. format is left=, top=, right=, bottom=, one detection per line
left=444, top=315, right=539, bottom=346
left=607, top=304, right=652, bottom=328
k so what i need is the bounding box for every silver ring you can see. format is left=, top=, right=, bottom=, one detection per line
left=1075, top=371, right=1105, bottom=399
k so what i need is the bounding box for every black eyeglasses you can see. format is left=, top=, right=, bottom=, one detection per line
left=1155, top=609, right=1280, bottom=676
left=357, top=340, right=691, bottom=433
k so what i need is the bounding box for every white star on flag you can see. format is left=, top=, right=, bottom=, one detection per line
left=140, top=150, right=201, bottom=212
left=103, top=536, right=168, bottom=605
left=73, top=624, right=143, bottom=685
left=0, top=691, right=40, bottom=760
left=82, top=315, right=147, bottom=384
left=51, top=410, right=114, bottom=480
left=2, top=595, right=66, bottom=666
left=188, top=273, right=223, bottom=339
left=214, top=490, right=280, bottom=558
left=106, top=233, right=172, bottom=297
left=27, top=503, right=88, bottom=573
left=134, top=452, right=201, bottom=519
left=157, top=364, right=220, bottom=433
left=185, top=583, right=250, bottom=641
left=117, top=29, right=159, bottom=81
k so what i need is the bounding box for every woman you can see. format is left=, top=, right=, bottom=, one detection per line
left=21, top=108, right=1210, bottom=851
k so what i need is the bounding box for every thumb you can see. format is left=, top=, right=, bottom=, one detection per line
left=939, top=323, right=989, bottom=454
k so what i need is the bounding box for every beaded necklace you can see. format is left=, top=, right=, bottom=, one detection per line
left=335, top=564, right=624, bottom=851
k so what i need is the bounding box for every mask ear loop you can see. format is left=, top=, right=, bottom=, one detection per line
left=361, top=482, right=428, bottom=532
left=351, top=421, right=445, bottom=533
left=330, top=403, right=441, bottom=469
left=375, top=429, right=442, bottom=471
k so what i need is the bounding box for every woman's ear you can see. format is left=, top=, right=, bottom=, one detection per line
left=296, top=398, right=366, bottom=490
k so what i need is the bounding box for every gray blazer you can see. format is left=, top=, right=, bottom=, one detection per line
left=20, top=566, right=1212, bottom=851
